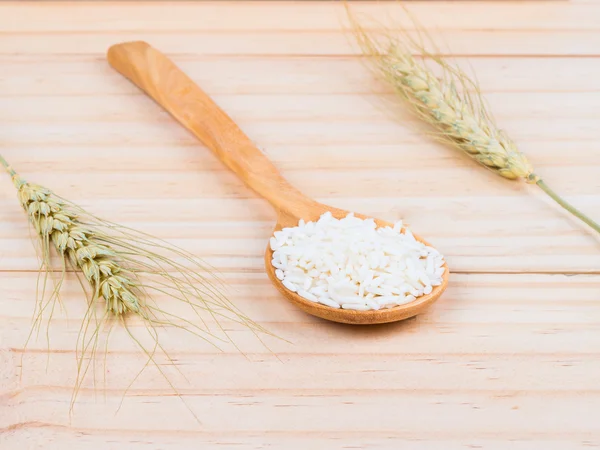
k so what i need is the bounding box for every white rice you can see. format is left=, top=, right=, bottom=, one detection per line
left=270, top=212, right=446, bottom=311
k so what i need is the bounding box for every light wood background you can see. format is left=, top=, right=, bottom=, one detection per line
left=2, top=1, right=600, bottom=449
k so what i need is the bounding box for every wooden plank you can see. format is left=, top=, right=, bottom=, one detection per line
left=2, top=92, right=600, bottom=122
left=2, top=57, right=599, bottom=96
left=2, top=118, right=599, bottom=148
left=1, top=30, right=599, bottom=56
left=0, top=1, right=598, bottom=32
left=2, top=272, right=600, bottom=351
left=5, top=389, right=600, bottom=433
left=2, top=430, right=598, bottom=450
left=0, top=139, right=599, bottom=171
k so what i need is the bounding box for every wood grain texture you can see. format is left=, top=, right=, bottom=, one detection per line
left=1, top=1, right=600, bottom=449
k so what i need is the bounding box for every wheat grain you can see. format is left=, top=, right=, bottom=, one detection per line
left=16, top=177, right=141, bottom=315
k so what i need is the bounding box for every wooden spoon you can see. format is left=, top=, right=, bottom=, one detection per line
left=107, top=41, right=449, bottom=325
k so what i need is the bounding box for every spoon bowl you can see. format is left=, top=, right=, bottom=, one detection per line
left=107, top=41, right=449, bottom=325
left=265, top=207, right=448, bottom=325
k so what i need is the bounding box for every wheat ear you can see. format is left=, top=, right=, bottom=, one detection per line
left=347, top=10, right=600, bottom=235
left=0, top=154, right=278, bottom=420
left=13, top=175, right=141, bottom=315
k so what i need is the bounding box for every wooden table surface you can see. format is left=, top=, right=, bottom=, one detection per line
left=2, top=1, right=600, bottom=449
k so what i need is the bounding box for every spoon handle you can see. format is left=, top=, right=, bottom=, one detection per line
left=107, top=41, right=313, bottom=215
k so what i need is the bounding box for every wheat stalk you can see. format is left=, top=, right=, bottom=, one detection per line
left=0, top=154, right=276, bottom=420
left=346, top=7, right=600, bottom=235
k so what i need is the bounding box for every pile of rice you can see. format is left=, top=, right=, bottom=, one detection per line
left=270, top=212, right=445, bottom=311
